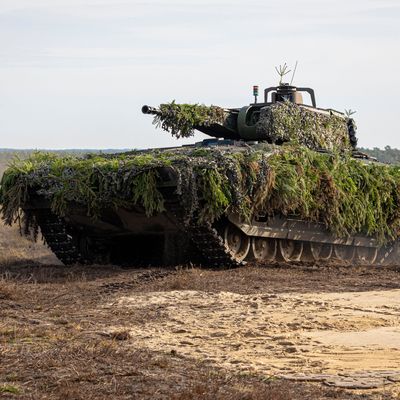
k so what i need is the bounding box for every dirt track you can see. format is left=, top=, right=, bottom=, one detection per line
left=1, top=256, right=400, bottom=399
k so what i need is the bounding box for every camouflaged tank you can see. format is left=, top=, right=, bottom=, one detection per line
left=1, top=83, right=399, bottom=267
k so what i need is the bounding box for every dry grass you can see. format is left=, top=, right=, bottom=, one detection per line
left=169, top=380, right=344, bottom=400
left=109, top=329, right=131, bottom=341
left=0, top=272, right=26, bottom=300
left=0, top=278, right=15, bottom=300
left=0, top=224, right=58, bottom=267
left=0, top=262, right=399, bottom=399
left=0, top=334, right=363, bottom=400
left=141, top=264, right=400, bottom=295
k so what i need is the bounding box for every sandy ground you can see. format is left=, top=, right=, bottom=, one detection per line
left=1, top=225, right=400, bottom=399
left=112, top=288, right=400, bottom=388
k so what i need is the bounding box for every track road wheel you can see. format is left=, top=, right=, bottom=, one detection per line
left=303, top=242, right=333, bottom=262
left=223, top=223, right=250, bottom=262
left=251, top=237, right=277, bottom=262
left=354, top=246, right=378, bottom=265
left=277, top=239, right=303, bottom=262
left=332, top=244, right=355, bottom=262
left=375, top=245, right=395, bottom=266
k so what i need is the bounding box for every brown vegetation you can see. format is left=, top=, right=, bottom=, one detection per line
left=0, top=224, right=58, bottom=267
left=1, top=239, right=400, bottom=398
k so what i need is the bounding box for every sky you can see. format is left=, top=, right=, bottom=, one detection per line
left=0, top=0, right=399, bottom=149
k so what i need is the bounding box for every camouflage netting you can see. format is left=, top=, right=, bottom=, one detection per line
left=256, top=102, right=352, bottom=151
left=1, top=145, right=400, bottom=243
left=152, top=101, right=226, bottom=139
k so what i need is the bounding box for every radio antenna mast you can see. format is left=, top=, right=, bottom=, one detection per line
left=290, top=61, right=298, bottom=85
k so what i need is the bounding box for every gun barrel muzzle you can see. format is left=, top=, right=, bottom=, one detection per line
left=142, top=105, right=159, bottom=115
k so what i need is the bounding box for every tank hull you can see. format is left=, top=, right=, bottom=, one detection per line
left=6, top=141, right=398, bottom=268
left=27, top=184, right=399, bottom=267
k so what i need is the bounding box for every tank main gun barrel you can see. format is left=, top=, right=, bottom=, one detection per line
left=142, top=104, right=239, bottom=140
left=142, top=105, right=160, bottom=115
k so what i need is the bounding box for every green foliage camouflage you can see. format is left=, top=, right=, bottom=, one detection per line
left=152, top=101, right=226, bottom=138
left=256, top=102, right=351, bottom=151
left=2, top=145, right=400, bottom=243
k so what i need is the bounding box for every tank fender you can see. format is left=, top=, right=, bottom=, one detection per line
left=227, top=213, right=379, bottom=248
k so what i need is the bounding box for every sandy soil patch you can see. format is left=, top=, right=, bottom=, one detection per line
left=110, top=287, right=400, bottom=389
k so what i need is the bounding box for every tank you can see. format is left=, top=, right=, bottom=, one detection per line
left=0, top=83, right=398, bottom=267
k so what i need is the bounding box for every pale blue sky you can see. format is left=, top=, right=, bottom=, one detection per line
left=0, top=0, right=399, bottom=149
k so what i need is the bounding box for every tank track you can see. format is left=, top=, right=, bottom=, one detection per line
left=166, top=200, right=399, bottom=267
left=166, top=201, right=241, bottom=268
left=35, top=206, right=398, bottom=268
left=182, top=224, right=241, bottom=268
left=35, top=209, right=84, bottom=265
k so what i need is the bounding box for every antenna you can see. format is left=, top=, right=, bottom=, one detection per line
left=290, top=61, right=298, bottom=85
left=275, top=63, right=291, bottom=85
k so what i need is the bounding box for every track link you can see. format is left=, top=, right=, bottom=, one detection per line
left=166, top=201, right=241, bottom=268
left=36, top=210, right=84, bottom=265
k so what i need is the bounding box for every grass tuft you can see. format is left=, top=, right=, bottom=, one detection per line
left=110, top=330, right=131, bottom=341
left=0, top=384, right=21, bottom=394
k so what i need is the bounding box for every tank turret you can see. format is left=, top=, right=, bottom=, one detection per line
left=143, top=83, right=357, bottom=151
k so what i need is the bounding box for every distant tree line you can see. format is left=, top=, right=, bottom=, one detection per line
left=359, top=146, right=400, bottom=164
